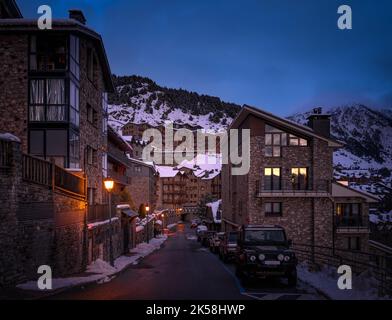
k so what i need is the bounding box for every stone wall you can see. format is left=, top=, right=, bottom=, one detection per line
left=0, top=140, right=88, bottom=286
left=0, top=34, right=28, bottom=152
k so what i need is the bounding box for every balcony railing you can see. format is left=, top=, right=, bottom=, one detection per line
left=255, top=179, right=331, bottom=197
left=22, top=154, right=86, bottom=199
left=335, top=216, right=368, bottom=233
left=108, top=168, right=130, bottom=186
left=87, top=204, right=116, bottom=223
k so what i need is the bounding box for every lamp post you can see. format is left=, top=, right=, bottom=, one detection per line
left=161, top=213, right=165, bottom=231
left=104, top=178, right=114, bottom=266
left=145, top=204, right=150, bottom=243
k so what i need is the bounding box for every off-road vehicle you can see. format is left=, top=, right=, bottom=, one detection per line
left=235, top=225, right=297, bottom=286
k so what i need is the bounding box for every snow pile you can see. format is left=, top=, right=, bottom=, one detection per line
left=166, top=223, right=177, bottom=230
left=17, top=235, right=167, bottom=292
left=297, top=262, right=386, bottom=300
left=206, top=199, right=222, bottom=223
left=87, top=217, right=119, bottom=229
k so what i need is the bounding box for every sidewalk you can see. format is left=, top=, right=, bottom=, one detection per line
left=1, top=235, right=168, bottom=300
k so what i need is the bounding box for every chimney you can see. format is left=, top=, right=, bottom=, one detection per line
left=306, top=107, right=331, bottom=138
left=69, top=9, right=86, bottom=25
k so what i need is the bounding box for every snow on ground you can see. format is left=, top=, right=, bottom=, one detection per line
left=297, top=262, right=388, bottom=300
left=17, top=235, right=167, bottom=292
left=87, top=217, right=119, bottom=229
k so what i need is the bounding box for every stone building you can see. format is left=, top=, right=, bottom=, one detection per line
left=156, top=154, right=222, bottom=217
left=222, top=105, right=376, bottom=255
left=0, top=1, right=128, bottom=285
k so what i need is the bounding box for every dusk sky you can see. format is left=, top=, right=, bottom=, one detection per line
left=18, top=0, right=392, bottom=116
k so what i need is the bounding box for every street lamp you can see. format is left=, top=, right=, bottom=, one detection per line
left=104, top=177, right=114, bottom=266
left=145, top=204, right=150, bottom=243
left=161, top=213, right=165, bottom=230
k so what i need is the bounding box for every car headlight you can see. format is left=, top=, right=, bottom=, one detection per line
left=258, top=254, right=265, bottom=261
left=284, top=255, right=290, bottom=262
left=249, top=255, right=256, bottom=262
left=277, top=254, right=284, bottom=261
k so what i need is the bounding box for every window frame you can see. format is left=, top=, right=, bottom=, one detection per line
left=265, top=202, right=283, bottom=216
left=264, top=167, right=281, bottom=190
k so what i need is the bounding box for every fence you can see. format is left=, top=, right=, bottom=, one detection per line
left=87, top=204, right=116, bottom=223
left=22, top=154, right=86, bottom=200
left=292, top=242, right=392, bottom=296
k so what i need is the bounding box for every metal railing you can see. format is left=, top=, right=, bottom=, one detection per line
left=255, top=179, right=330, bottom=195
left=0, top=139, right=12, bottom=168
left=292, top=242, right=392, bottom=296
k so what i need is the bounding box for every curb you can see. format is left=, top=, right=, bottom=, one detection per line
left=16, top=237, right=168, bottom=300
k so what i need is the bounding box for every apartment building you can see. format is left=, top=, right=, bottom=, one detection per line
left=0, top=1, right=122, bottom=283
left=222, top=105, right=375, bottom=253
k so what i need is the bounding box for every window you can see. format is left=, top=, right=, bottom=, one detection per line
left=69, top=132, right=80, bottom=169
left=336, top=203, right=362, bottom=227
left=265, top=202, right=282, bottom=216
left=87, top=188, right=96, bottom=206
left=86, top=146, right=96, bottom=166
left=102, top=93, right=108, bottom=134
left=289, top=134, right=308, bottom=146
left=30, top=35, right=67, bottom=71
left=265, top=125, right=286, bottom=157
left=29, top=130, right=44, bottom=155
left=291, top=168, right=308, bottom=190
left=70, top=81, right=80, bottom=127
left=346, top=237, right=361, bottom=251
left=69, top=35, right=80, bottom=80
left=29, top=79, right=66, bottom=122
left=46, top=130, right=67, bottom=156
left=102, top=153, right=108, bottom=177
left=87, top=104, right=97, bottom=126
left=264, top=168, right=281, bottom=190
left=87, top=47, right=98, bottom=84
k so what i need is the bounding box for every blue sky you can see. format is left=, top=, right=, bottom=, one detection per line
left=18, top=0, right=392, bottom=116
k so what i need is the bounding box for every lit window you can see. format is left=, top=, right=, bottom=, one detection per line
left=264, top=167, right=281, bottom=190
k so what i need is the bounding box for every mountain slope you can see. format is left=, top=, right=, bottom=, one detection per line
left=108, top=75, right=241, bottom=132
left=288, top=104, right=392, bottom=171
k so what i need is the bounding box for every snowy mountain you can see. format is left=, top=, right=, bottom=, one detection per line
left=288, top=104, right=392, bottom=172
left=108, top=75, right=241, bottom=132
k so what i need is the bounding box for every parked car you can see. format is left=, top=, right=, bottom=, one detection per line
left=196, top=225, right=208, bottom=241
left=235, top=225, right=297, bottom=287
left=219, top=231, right=239, bottom=262
left=201, top=231, right=216, bottom=246
left=209, top=232, right=225, bottom=253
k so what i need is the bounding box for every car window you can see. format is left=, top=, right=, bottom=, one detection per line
left=244, top=230, right=285, bottom=243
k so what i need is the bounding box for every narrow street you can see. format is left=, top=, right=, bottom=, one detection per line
left=49, top=224, right=322, bottom=300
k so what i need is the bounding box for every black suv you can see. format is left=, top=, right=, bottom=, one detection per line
left=235, top=225, right=297, bottom=286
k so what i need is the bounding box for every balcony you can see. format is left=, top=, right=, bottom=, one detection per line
left=255, top=180, right=330, bottom=197
left=108, top=168, right=130, bottom=186
left=335, top=216, right=369, bottom=234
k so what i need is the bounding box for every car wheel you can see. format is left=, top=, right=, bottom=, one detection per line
left=287, top=271, right=298, bottom=287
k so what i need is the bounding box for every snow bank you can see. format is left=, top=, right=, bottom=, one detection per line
left=17, top=235, right=167, bottom=292
left=297, top=262, right=387, bottom=300
left=166, top=223, right=177, bottom=229
left=87, top=217, right=119, bottom=229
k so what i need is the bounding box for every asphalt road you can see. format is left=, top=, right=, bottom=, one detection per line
left=49, top=224, right=322, bottom=300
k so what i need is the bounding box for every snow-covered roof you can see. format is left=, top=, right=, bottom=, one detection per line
left=155, top=165, right=179, bottom=178
left=206, top=199, right=222, bottom=223
left=0, top=132, right=20, bottom=142
left=331, top=182, right=379, bottom=202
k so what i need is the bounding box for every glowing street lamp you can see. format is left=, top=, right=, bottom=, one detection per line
left=104, top=178, right=114, bottom=266
left=146, top=204, right=150, bottom=243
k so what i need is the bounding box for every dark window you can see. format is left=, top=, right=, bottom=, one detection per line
left=291, top=168, right=308, bottom=190
left=86, top=146, right=96, bottom=166
left=346, top=237, right=361, bottom=251
left=69, top=35, right=80, bottom=80
left=46, top=130, right=67, bottom=156
left=87, top=47, right=98, bottom=85
left=69, top=131, right=80, bottom=169
left=265, top=202, right=282, bottom=216
left=30, top=35, right=67, bottom=71
left=29, top=130, right=44, bottom=155
left=264, top=168, right=281, bottom=190
left=70, top=81, right=79, bottom=127
left=336, top=203, right=362, bottom=227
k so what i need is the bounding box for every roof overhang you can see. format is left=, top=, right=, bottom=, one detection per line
left=230, top=105, right=344, bottom=148
left=332, top=182, right=379, bottom=203
left=0, top=19, right=114, bottom=92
